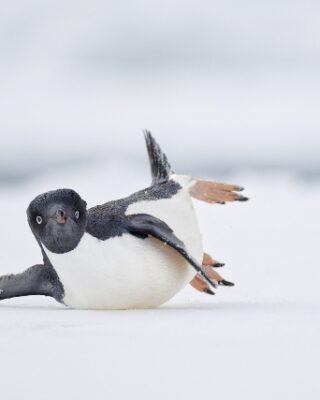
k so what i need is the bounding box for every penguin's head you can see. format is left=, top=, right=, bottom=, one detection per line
left=27, top=189, right=88, bottom=254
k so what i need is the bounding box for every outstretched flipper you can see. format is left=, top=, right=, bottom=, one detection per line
left=190, top=179, right=248, bottom=204
left=127, top=213, right=218, bottom=289
left=0, top=264, right=64, bottom=302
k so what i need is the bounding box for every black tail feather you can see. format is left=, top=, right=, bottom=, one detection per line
left=144, top=130, right=173, bottom=185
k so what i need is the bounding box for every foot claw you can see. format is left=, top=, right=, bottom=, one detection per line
left=235, top=194, right=249, bottom=202
left=204, top=288, right=215, bottom=295
left=218, top=279, right=235, bottom=287
left=212, top=262, right=225, bottom=268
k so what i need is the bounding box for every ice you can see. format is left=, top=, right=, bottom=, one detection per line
left=0, top=165, right=319, bottom=399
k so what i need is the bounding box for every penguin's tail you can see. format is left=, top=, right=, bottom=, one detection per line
left=143, top=129, right=249, bottom=203
left=144, top=130, right=173, bottom=185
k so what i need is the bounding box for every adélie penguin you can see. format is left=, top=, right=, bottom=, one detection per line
left=0, top=132, right=248, bottom=309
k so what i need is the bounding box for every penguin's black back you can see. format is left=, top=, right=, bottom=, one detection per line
left=86, top=179, right=181, bottom=241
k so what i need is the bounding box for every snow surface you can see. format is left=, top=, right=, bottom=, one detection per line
left=0, top=164, right=319, bottom=399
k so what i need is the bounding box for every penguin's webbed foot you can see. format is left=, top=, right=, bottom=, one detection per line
left=202, top=252, right=225, bottom=268
left=190, top=179, right=249, bottom=204
left=190, top=275, right=216, bottom=295
left=189, top=252, right=234, bottom=295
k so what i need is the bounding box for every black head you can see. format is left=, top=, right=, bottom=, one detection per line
left=27, top=189, right=87, bottom=254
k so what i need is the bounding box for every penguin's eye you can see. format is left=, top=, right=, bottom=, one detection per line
left=75, top=211, right=80, bottom=220
left=36, top=216, right=43, bottom=225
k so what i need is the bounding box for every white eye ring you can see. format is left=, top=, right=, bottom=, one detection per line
left=36, top=216, right=42, bottom=225
left=75, top=211, right=80, bottom=220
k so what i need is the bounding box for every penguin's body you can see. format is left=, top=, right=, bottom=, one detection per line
left=47, top=175, right=202, bottom=309
left=0, top=132, right=248, bottom=309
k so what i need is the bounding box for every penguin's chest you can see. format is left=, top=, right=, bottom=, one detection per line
left=47, top=190, right=203, bottom=309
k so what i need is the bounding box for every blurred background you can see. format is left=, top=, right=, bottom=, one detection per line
left=1, top=0, right=319, bottom=183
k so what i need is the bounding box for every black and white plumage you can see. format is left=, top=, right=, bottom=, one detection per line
left=0, top=131, right=248, bottom=309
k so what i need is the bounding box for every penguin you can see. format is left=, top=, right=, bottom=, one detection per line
left=0, top=131, right=248, bottom=310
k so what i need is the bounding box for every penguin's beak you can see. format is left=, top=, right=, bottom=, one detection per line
left=55, top=209, right=67, bottom=225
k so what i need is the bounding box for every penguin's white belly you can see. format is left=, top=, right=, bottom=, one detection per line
left=47, top=184, right=203, bottom=310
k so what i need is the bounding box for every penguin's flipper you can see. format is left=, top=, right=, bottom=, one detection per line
left=127, top=213, right=218, bottom=289
left=190, top=179, right=248, bottom=204
left=0, top=264, right=63, bottom=302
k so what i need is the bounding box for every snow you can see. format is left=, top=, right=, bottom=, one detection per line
left=0, top=165, right=319, bottom=399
